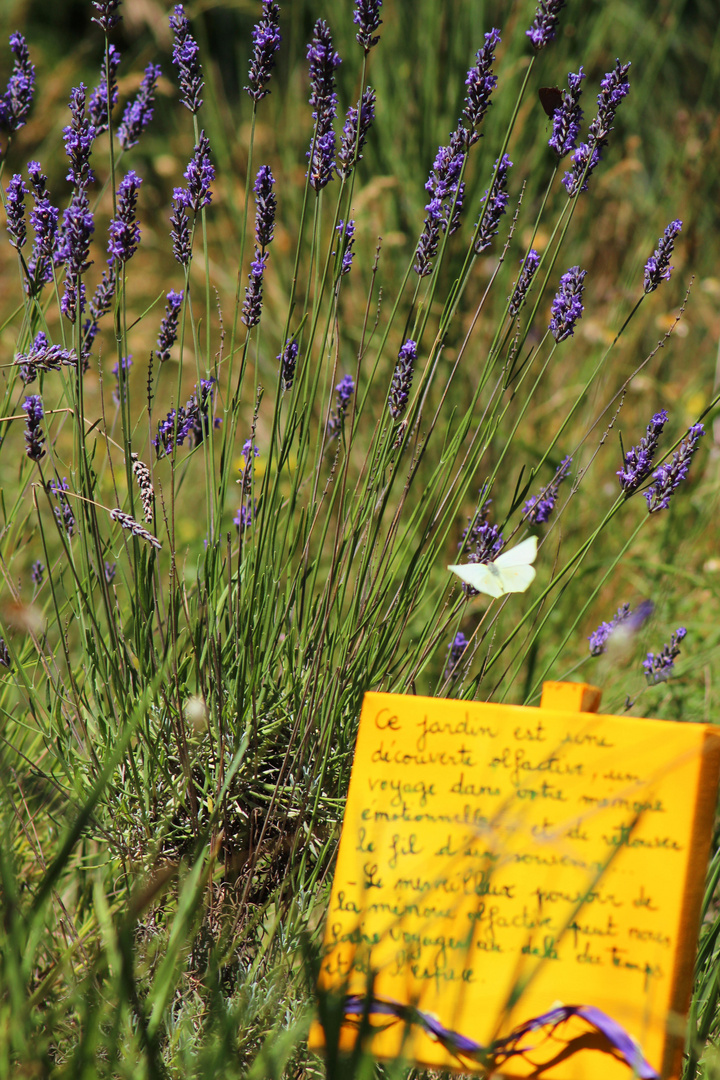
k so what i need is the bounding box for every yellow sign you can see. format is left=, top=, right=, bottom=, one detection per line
left=310, top=683, right=720, bottom=1079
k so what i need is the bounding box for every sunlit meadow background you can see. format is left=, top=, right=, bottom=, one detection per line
left=0, top=0, right=720, bottom=1076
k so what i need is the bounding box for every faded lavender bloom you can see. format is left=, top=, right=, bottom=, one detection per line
left=526, top=0, right=567, bottom=50
left=156, top=289, right=184, bottom=362
left=563, top=59, right=631, bottom=196
left=170, top=199, right=191, bottom=265
left=337, top=87, right=376, bottom=179
left=336, top=219, right=355, bottom=275
left=108, top=170, right=142, bottom=264
left=21, top=394, right=45, bottom=461
left=548, top=68, right=585, bottom=158
left=91, top=0, right=122, bottom=33
left=48, top=478, right=75, bottom=537
left=645, top=423, right=705, bottom=513
left=327, top=374, right=355, bottom=437
left=306, top=20, right=341, bottom=191
left=388, top=339, right=417, bottom=421
left=617, top=410, right=668, bottom=495
left=474, top=154, right=512, bottom=254
left=63, top=85, right=96, bottom=188
left=169, top=4, right=204, bottom=113
left=253, top=165, right=276, bottom=248
left=88, top=44, right=121, bottom=135
left=279, top=339, right=299, bottom=390
left=588, top=602, right=631, bottom=656
left=118, top=63, right=161, bottom=150
left=5, top=174, right=27, bottom=249
left=644, top=220, right=682, bottom=293
left=523, top=455, right=571, bottom=524
left=31, top=560, right=44, bottom=585
left=508, top=249, right=540, bottom=317
left=154, top=378, right=218, bottom=456
left=445, top=631, right=468, bottom=679
left=27, top=164, right=59, bottom=293
left=354, top=0, right=383, bottom=51
left=59, top=188, right=94, bottom=322
left=104, top=560, right=116, bottom=583
left=644, top=627, right=686, bottom=684
left=0, top=33, right=35, bottom=135
left=461, top=28, right=501, bottom=148
left=131, top=453, right=154, bottom=522
left=15, top=331, right=76, bottom=384
left=241, top=251, right=268, bottom=328
left=245, top=1, right=281, bottom=102
left=82, top=269, right=115, bottom=363
left=0, top=636, right=11, bottom=668
left=110, top=508, right=161, bottom=550
left=549, top=265, right=586, bottom=342
left=175, top=131, right=214, bottom=214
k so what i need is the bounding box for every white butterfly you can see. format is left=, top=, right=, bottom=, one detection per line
left=448, top=536, right=538, bottom=598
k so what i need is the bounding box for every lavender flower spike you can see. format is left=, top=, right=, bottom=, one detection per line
left=5, top=174, right=27, bottom=249
left=336, top=219, right=355, bottom=275
left=175, top=131, right=214, bottom=214
left=474, top=154, right=512, bottom=254
left=617, top=410, right=668, bottom=495
left=337, top=87, right=376, bottom=179
left=388, top=339, right=417, bottom=421
left=462, top=28, right=501, bottom=148
left=548, top=68, right=585, bottom=158
left=523, top=455, right=571, bottom=524
left=22, top=395, right=45, bottom=461
left=107, top=171, right=142, bottom=265
left=110, top=508, right=162, bottom=550
left=31, top=560, right=44, bottom=585
left=245, top=2, right=281, bottom=102
left=253, top=165, right=276, bottom=248
left=0, top=33, right=35, bottom=135
left=526, top=0, right=567, bottom=49
left=549, top=265, right=586, bottom=342
left=241, top=251, right=268, bottom=328
left=563, top=59, right=631, bottom=196
left=118, top=63, right=161, bottom=150
left=645, top=423, right=705, bottom=513
left=279, top=339, right=299, bottom=390
left=644, top=220, right=682, bottom=293
left=444, top=631, right=468, bottom=679
left=63, top=85, right=96, bottom=188
left=461, top=498, right=503, bottom=565
left=588, top=603, right=631, bottom=656
left=15, top=331, right=76, bottom=384
left=327, top=374, right=355, bottom=437
left=27, top=162, right=59, bottom=294
left=60, top=189, right=95, bottom=322
left=88, top=44, right=121, bottom=135
left=156, top=289, right=184, bottom=362
left=644, top=627, right=686, bottom=684
left=508, top=249, right=540, bottom=317
left=170, top=199, right=191, bottom=266
left=169, top=4, right=204, bottom=114
left=306, top=19, right=341, bottom=192
left=91, top=1, right=122, bottom=33
left=48, top=478, right=75, bottom=537
left=354, top=0, right=383, bottom=52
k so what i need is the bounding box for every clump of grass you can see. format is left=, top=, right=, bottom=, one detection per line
left=0, top=0, right=717, bottom=1075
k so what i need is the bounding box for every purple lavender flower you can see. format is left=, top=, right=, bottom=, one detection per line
left=112, top=354, right=132, bottom=403
left=526, top=0, right=567, bottom=50
left=508, top=249, right=540, bottom=317
left=59, top=189, right=95, bottom=322
left=548, top=68, right=585, bottom=158
left=48, top=478, right=75, bottom=537
left=336, top=219, right=355, bottom=275
left=118, top=63, right=161, bottom=150
left=88, top=44, right=121, bottom=135
left=156, top=289, right=184, bottom=363
left=169, top=4, right=204, bottom=113
left=459, top=500, right=504, bottom=593
left=154, top=378, right=218, bottom=456
left=239, top=439, right=260, bottom=494
left=563, top=59, right=631, bottom=196
left=644, top=423, right=705, bottom=513
left=175, top=131, right=214, bottom=214
left=644, top=627, right=686, bottom=684
left=0, top=637, right=11, bottom=668
left=644, top=220, right=682, bottom=293
left=474, top=154, right=512, bottom=253
left=444, top=631, right=468, bottom=679
left=0, top=33, right=35, bottom=135
left=91, top=1, right=122, bottom=33
left=108, top=171, right=142, bottom=265
left=461, top=28, right=501, bottom=148
left=31, top=560, right=44, bottom=585
left=306, top=20, right=341, bottom=192
left=279, top=339, right=299, bottom=390
left=82, top=270, right=115, bottom=364
left=327, top=374, right=355, bottom=437
left=253, top=165, right=276, bottom=248
left=26, top=162, right=59, bottom=294
left=549, top=265, right=586, bottom=342
left=354, top=0, right=383, bottom=52
left=15, top=331, right=76, bottom=384
left=588, top=603, right=631, bottom=656
left=414, top=130, right=466, bottom=276
left=170, top=199, right=191, bottom=265
left=245, top=1, right=281, bottom=102
left=337, top=87, right=376, bottom=180
left=63, top=85, right=96, bottom=188
left=388, top=339, right=417, bottom=422
left=241, top=250, right=268, bottom=328
left=522, top=455, right=571, bottom=524
left=21, top=394, right=45, bottom=461
left=234, top=502, right=255, bottom=531
left=5, top=174, right=27, bottom=249
left=617, top=410, right=668, bottom=495
left=104, top=560, right=116, bottom=583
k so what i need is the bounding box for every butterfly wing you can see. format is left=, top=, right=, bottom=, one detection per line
left=447, top=562, right=505, bottom=598
left=448, top=537, right=538, bottom=598
left=491, top=563, right=536, bottom=594
left=493, top=536, right=538, bottom=569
